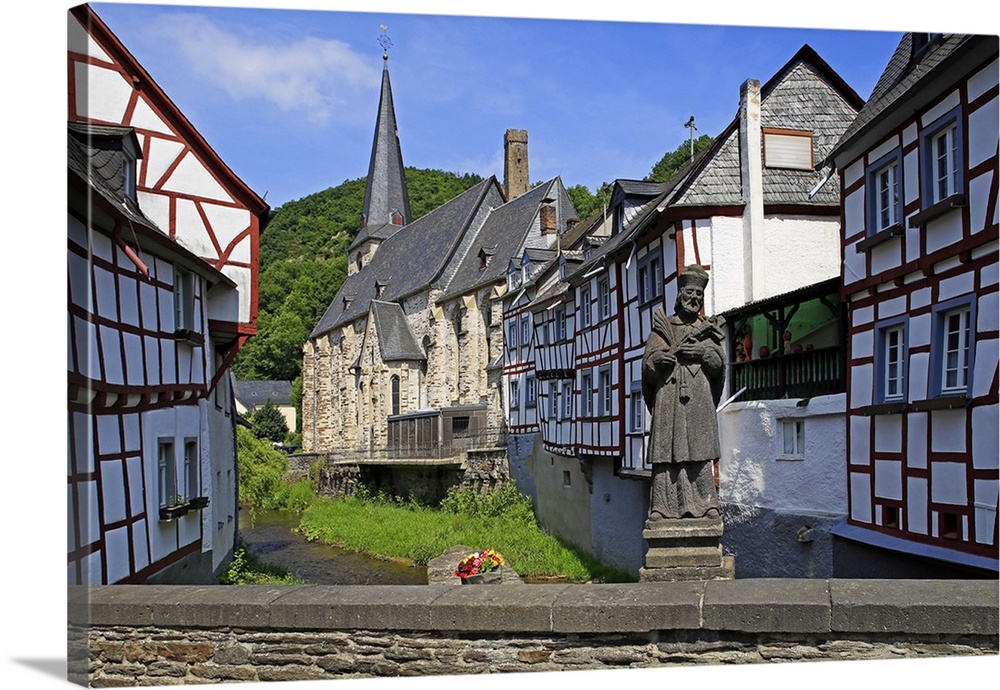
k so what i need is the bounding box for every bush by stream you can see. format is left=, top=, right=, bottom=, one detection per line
left=299, top=483, right=632, bottom=582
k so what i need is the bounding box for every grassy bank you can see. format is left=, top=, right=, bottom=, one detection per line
left=298, top=484, right=632, bottom=583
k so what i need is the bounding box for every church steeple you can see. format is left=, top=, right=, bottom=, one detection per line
left=360, top=43, right=411, bottom=235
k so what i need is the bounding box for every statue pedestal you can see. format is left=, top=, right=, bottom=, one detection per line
left=639, top=516, right=735, bottom=582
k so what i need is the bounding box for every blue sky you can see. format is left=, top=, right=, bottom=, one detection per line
left=85, top=1, right=920, bottom=209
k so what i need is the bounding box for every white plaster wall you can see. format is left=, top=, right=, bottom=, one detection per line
left=718, top=394, right=847, bottom=516
left=762, top=216, right=841, bottom=298
left=704, top=216, right=743, bottom=315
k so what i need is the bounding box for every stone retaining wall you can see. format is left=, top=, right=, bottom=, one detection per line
left=70, top=580, right=998, bottom=686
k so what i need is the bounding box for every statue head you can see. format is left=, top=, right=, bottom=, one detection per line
left=675, top=264, right=708, bottom=318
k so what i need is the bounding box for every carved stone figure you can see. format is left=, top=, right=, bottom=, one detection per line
left=641, top=265, right=725, bottom=521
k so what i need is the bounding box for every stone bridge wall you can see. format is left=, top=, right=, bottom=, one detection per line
left=70, top=579, right=998, bottom=686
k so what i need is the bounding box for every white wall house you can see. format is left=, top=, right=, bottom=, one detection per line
left=67, top=6, right=268, bottom=585
left=825, top=33, right=998, bottom=576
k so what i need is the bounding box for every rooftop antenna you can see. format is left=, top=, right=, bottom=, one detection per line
left=378, top=24, right=392, bottom=61
left=684, top=116, right=697, bottom=164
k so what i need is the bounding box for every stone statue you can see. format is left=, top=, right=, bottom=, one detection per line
left=641, top=264, right=725, bottom=521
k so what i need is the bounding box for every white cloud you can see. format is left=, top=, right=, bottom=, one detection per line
left=155, top=13, right=379, bottom=125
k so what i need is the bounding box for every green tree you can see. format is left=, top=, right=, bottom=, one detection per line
left=250, top=400, right=289, bottom=443
left=566, top=183, right=609, bottom=221
left=645, top=134, right=714, bottom=183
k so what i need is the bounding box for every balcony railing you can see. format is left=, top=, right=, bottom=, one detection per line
left=730, top=346, right=843, bottom=402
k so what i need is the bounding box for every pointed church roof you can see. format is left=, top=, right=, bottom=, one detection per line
left=350, top=55, right=412, bottom=252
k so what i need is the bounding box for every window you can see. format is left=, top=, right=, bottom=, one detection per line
left=549, top=383, right=559, bottom=418
left=763, top=128, right=814, bottom=170
left=452, top=416, right=470, bottom=437
left=123, top=151, right=137, bottom=201
left=866, top=150, right=902, bottom=235
left=921, top=107, right=963, bottom=205
left=940, top=305, right=972, bottom=394
left=391, top=375, right=401, bottom=415
left=581, top=372, right=593, bottom=417
left=173, top=267, right=196, bottom=332
left=637, top=254, right=664, bottom=305
left=562, top=380, right=573, bottom=418
left=183, top=438, right=199, bottom=500
left=521, top=314, right=531, bottom=348
left=630, top=389, right=644, bottom=432
left=598, top=367, right=611, bottom=417
left=526, top=375, right=537, bottom=407
left=555, top=309, right=567, bottom=341
left=875, top=319, right=907, bottom=403
left=579, top=285, right=592, bottom=328
left=509, top=379, right=520, bottom=408
left=158, top=439, right=176, bottom=507
left=779, top=420, right=805, bottom=459
left=598, top=277, right=611, bottom=320
left=507, top=320, right=518, bottom=349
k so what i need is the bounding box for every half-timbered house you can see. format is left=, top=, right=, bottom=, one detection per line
left=825, top=33, right=999, bottom=576
left=67, top=6, right=269, bottom=584
left=504, top=45, right=866, bottom=575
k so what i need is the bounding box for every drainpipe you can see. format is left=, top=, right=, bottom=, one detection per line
left=739, top=78, right=765, bottom=303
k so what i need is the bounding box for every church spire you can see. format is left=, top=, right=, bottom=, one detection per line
left=360, top=27, right=411, bottom=234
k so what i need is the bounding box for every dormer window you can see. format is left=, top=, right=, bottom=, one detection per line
left=122, top=151, right=137, bottom=201
left=911, top=33, right=944, bottom=66
left=390, top=210, right=404, bottom=226
left=763, top=128, right=813, bottom=170
left=375, top=280, right=387, bottom=299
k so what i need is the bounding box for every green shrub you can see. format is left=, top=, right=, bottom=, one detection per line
left=440, top=482, right=536, bottom=524
left=250, top=400, right=288, bottom=443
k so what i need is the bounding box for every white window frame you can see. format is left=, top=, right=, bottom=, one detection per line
left=520, top=314, right=531, bottom=348
left=630, top=389, right=644, bottom=432
left=509, top=379, right=520, bottom=408
left=173, top=267, right=196, bottom=332
left=184, top=438, right=199, bottom=500
left=562, top=380, right=573, bottom=419
left=940, top=305, right=972, bottom=394
left=875, top=318, right=908, bottom=404
left=526, top=375, right=537, bottom=407
left=579, top=285, right=592, bottom=329
left=598, top=367, right=612, bottom=417
left=598, top=277, right=611, bottom=321
left=867, top=151, right=902, bottom=235
left=778, top=419, right=805, bottom=460
left=921, top=106, right=964, bottom=205
left=549, top=382, right=559, bottom=418
left=158, top=439, right=177, bottom=507
left=581, top=372, right=593, bottom=418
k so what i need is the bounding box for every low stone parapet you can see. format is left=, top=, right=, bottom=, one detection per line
left=70, top=579, right=998, bottom=686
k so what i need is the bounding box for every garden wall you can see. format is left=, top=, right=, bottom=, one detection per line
left=70, top=579, right=998, bottom=686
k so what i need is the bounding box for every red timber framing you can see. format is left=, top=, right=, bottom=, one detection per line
left=572, top=262, right=624, bottom=459
left=839, top=47, right=999, bottom=562
left=68, top=5, right=268, bottom=339
left=503, top=293, right=539, bottom=434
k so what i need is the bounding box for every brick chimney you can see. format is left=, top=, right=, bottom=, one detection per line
left=504, top=129, right=529, bottom=200
left=540, top=202, right=556, bottom=235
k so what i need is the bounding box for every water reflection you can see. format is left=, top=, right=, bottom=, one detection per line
left=239, top=508, right=428, bottom=585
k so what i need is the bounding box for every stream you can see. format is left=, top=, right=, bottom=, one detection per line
left=238, top=508, right=428, bottom=585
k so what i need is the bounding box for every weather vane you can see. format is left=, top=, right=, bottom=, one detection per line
left=378, top=25, right=392, bottom=59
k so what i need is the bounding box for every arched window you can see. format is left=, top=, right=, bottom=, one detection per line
left=391, top=375, right=400, bottom=416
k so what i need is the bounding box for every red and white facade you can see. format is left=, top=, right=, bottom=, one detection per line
left=829, top=34, right=998, bottom=573
left=67, top=6, right=268, bottom=585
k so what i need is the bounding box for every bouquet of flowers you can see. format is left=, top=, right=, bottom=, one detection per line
left=454, top=548, right=505, bottom=580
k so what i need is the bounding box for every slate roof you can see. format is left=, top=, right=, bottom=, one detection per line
left=436, top=179, right=563, bottom=303
left=349, top=58, right=412, bottom=252
left=311, top=177, right=504, bottom=337
left=233, top=380, right=293, bottom=407
left=370, top=301, right=425, bottom=361
left=825, top=34, right=995, bottom=167
left=68, top=123, right=157, bottom=232
left=673, top=45, right=863, bottom=208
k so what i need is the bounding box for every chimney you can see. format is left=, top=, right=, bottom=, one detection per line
left=540, top=202, right=556, bottom=235
left=504, top=129, right=529, bottom=200
left=739, top=79, right=765, bottom=303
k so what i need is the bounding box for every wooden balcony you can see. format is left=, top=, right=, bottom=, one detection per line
left=730, top=345, right=844, bottom=402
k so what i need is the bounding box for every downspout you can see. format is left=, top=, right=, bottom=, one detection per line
left=739, top=78, right=765, bottom=303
